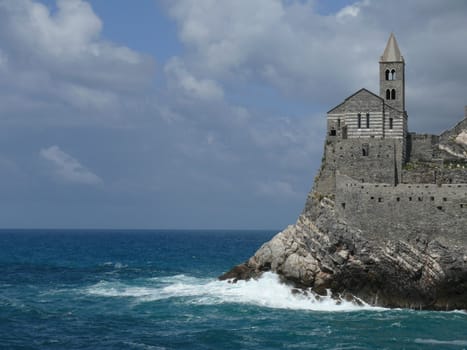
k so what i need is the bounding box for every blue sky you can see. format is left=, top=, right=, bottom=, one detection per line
left=1, top=0, right=467, bottom=229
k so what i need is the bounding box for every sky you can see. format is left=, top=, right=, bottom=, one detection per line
left=0, top=0, right=467, bottom=229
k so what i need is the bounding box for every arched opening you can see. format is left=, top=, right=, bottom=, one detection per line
left=385, top=69, right=390, bottom=80
left=366, top=113, right=370, bottom=128
left=329, top=127, right=336, bottom=136
left=391, top=69, right=396, bottom=80
left=357, top=113, right=361, bottom=129
left=386, top=89, right=391, bottom=100
left=391, top=89, right=396, bottom=100
left=362, top=143, right=369, bottom=156
left=389, top=117, right=393, bottom=129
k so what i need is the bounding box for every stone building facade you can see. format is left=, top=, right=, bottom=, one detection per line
left=313, top=34, right=467, bottom=237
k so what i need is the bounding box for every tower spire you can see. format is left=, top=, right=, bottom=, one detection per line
left=379, top=33, right=405, bottom=111
left=381, top=33, right=403, bottom=62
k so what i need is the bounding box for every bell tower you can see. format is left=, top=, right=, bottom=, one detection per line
left=380, top=33, right=405, bottom=112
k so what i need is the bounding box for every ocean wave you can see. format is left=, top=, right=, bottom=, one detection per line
left=85, top=272, right=384, bottom=312
left=101, top=261, right=128, bottom=269
left=414, top=338, right=467, bottom=346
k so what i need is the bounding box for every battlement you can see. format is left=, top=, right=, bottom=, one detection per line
left=335, top=174, right=467, bottom=240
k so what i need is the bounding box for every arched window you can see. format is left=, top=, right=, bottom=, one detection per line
left=391, top=69, right=396, bottom=80
left=362, top=143, right=369, bottom=156
left=389, top=117, right=393, bottom=129
left=391, top=89, right=396, bottom=100
left=385, top=69, right=390, bottom=80
left=386, top=89, right=391, bottom=100
left=329, top=128, right=336, bottom=136
left=366, top=113, right=370, bottom=128
left=357, top=113, right=361, bottom=129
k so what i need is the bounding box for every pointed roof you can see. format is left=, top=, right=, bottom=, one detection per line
left=327, top=88, right=383, bottom=113
left=380, top=33, right=404, bottom=62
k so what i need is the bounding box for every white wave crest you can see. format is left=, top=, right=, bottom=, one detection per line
left=415, top=338, right=467, bottom=346
left=85, top=272, right=383, bottom=312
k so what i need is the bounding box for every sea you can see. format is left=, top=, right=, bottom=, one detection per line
left=0, top=229, right=466, bottom=350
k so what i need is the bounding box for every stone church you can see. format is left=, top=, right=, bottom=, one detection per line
left=312, top=34, right=467, bottom=239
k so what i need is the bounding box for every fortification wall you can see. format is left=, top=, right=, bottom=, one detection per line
left=402, top=164, right=467, bottom=184
left=407, top=133, right=439, bottom=162
left=335, top=174, right=467, bottom=241
left=314, top=138, right=403, bottom=195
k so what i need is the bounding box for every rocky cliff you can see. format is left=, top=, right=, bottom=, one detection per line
left=220, top=126, right=467, bottom=311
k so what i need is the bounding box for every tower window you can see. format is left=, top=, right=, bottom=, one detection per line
left=386, top=89, right=391, bottom=100
left=391, top=89, right=396, bottom=100
left=389, top=118, right=393, bottom=129
left=391, top=69, right=396, bottom=80
left=366, top=113, right=370, bottom=128
left=357, top=113, right=361, bottom=129
left=385, top=69, right=390, bottom=80
left=337, top=118, right=341, bottom=128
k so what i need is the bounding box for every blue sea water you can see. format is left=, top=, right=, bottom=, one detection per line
left=0, top=229, right=466, bottom=350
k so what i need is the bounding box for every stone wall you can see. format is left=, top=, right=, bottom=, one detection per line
left=335, top=174, right=467, bottom=241
left=407, top=133, right=439, bottom=162
left=402, top=163, right=467, bottom=184
left=314, top=137, right=403, bottom=195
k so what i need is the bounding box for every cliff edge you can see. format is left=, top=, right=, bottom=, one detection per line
left=220, top=193, right=467, bottom=310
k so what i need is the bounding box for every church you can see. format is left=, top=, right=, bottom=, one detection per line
left=311, top=33, right=467, bottom=238
left=324, top=33, right=407, bottom=187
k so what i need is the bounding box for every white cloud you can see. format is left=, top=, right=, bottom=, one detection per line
left=0, top=0, right=155, bottom=123
left=165, top=57, right=224, bottom=101
left=40, top=145, right=102, bottom=185
left=336, top=3, right=362, bottom=22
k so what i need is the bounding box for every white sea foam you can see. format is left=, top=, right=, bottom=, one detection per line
left=102, top=261, right=128, bottom=269
left=85, top=272, right=384, bottom=312
left=414, top=338, right=467, bottom=346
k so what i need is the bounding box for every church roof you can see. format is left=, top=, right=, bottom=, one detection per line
left=327, top=88, right=383, bottom=114
left=380, top=33, right=404, bottom=62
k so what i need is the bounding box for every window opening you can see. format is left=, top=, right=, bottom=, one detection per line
left=362, top=143, right=369, bottom=157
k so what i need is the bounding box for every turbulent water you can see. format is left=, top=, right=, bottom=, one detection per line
left=0, top=230, right=466, bottom=349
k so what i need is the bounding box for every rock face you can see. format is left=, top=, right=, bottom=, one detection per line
left=220, top=195, right=467, bottom=310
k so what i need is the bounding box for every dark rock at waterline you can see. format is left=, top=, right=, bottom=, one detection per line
left=219, top=197, right=467, bottom=311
